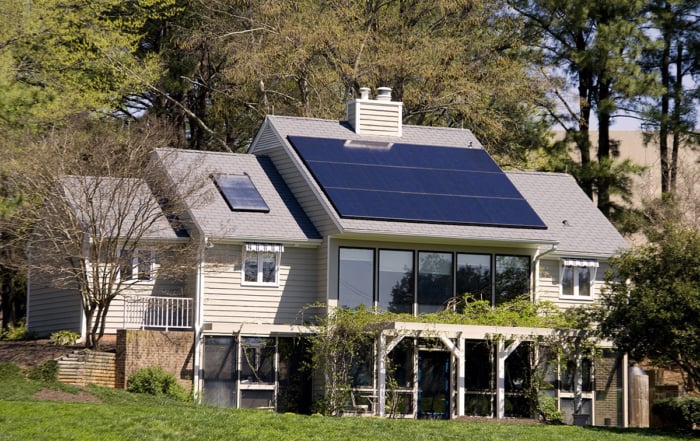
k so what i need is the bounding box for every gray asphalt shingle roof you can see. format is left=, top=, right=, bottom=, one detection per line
left=61, top=175, right=180, bottom=240
left=153, top=148, right=320, bottom=243
left=261, top=115, right=629, bottom=257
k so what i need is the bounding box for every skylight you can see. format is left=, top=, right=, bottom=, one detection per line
left=212, top=174, right=269, bottom=212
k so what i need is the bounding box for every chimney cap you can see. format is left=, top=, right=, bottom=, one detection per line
left=376, top=87, right=392, bottom=101
left=359, top=87, right=370, bottom=100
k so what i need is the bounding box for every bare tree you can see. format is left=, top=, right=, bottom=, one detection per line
left=12, top=119, right=208, bottom=348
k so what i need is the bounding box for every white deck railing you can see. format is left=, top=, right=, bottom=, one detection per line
left=123, top=296, right=193, bottom=331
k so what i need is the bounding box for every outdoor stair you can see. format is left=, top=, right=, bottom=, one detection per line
left=57, top=350, right=116, bottom=387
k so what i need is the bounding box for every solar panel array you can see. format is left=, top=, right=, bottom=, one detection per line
left=287, top=136, right=546, bottom=229
left=213, top=174, right=270, bottom=212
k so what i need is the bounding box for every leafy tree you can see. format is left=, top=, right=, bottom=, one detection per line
left=511, top=0, right=656, bottom=223
left=139, top=0, right=550, bottom=159
left=598, top=225, right=700, bottom=388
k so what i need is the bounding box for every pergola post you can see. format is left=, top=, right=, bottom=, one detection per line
left=496, top=339, right=521, bottom=419
left=377, top=332, right=386, bottom=417
left=437, top=333, right=465, bottom=417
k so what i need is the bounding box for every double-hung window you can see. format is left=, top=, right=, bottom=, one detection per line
left=243, top=243, right=284, bottom=286
left=560, top=259, right=598, bottom=298
left=120, top=248, right=155, bottom=282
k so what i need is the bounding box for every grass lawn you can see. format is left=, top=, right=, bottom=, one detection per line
left=0, top=363, right=690, bottom=441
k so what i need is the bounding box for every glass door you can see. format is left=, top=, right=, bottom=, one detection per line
left=418, top=351, right=450, bottom=419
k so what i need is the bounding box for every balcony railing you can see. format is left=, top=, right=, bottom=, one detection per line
left=123, top=295, right=193, bottom=331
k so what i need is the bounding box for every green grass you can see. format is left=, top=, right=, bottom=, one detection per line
left=0, top=362, right=690, bottom=441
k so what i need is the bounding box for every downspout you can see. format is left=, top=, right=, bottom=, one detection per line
left=192, top=238, right=207, bottom=401
left=531, top=244, right=557, bottom=303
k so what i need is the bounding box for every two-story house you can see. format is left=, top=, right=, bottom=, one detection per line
left=27, top=87, right=630, bottom=425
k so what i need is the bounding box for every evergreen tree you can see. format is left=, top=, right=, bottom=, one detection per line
left=511, top=0, right=656, bottom=224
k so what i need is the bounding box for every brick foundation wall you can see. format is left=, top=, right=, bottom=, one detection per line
left=116, top=329, right=194, bottom=390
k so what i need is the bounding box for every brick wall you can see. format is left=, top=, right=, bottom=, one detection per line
left=115, top=329, right=194, bottom=390
left=594, top=350, right=623, bottom=427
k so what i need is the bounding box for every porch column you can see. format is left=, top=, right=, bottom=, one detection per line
left=496, top=339, right=521, bottom=419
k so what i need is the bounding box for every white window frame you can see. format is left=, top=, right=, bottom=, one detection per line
left=119, top=248, right=156, bottom=283
left=560, top=259, right=598, bottom=300
left=241, top=243, right=284, bottom=287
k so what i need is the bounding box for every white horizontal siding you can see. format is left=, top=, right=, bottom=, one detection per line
left=202, top=245, right=320, bottom=327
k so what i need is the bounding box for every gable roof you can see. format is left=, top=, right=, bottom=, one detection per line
left=254, top=115, right=629, bottom=258
left=61, top=175, right=181, bottom=240
left=153, top=148, right=320, bottom=244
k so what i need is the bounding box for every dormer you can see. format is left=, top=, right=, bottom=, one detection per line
left=346, top=87, right=403, bottom=137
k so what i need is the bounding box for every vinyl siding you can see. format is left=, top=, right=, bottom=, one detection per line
left=201, top=245, right=320, bottom=331
left=27, top=282, right=82, bottom=337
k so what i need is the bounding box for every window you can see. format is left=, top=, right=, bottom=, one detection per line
left=243, top=243, right=283, bottom=286
left=338, top=248, right=374, bottom=309
left=120, top=248, right=155, bottom=282
left=560, top=259, right=598, bottom=298
left=417, top=251, right=453, bottom=314
left=378, top=250, right=413, bottom=313
left=494, top=255, right=530, bottom=305
left=456, top=253, right=492, bottom=303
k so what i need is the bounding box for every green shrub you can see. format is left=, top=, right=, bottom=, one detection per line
left=652, top=397, right=700, bottom=431
left=27, top=360, right=59, bottom=382
left=1, top=321, right=32, bottom=341
left=0, top=362, right=25, bottom=382
left=536, top=392, right=563, bottom=424
left=127, top=366, right=190, bottom=401
left=49, top=330, right=80, bottom=346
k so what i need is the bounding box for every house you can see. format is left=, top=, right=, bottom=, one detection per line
left=27, top=87, right=632, bottom=425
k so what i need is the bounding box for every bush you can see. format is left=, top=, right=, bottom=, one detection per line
left=1, top=321, right=32, bottom=341
left=0, top=362, right=24, bottom=382
left=27, top=360, right=59, bottom=382
left=49, top=330, right=80, bottom=346
left=536, top=392, right=563, bottom=424
left=127, top=366, right=190, bottom=401
left=652, top=397, right=700, bottom=431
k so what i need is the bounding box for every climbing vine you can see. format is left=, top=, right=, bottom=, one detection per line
left=303, top=298, right=599, bottom=419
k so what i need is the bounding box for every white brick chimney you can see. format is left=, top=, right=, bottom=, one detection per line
left=346, top=87, right=403, bottom=137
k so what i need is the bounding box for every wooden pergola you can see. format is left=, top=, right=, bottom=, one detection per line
left=374, top=321, right=613, bottom=419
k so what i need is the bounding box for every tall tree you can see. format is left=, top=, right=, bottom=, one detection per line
left=638, top=0, right=700, bottom=196
left=140, top=0, right=550, bottom=161
left=511, top=0, right=656, bottom=223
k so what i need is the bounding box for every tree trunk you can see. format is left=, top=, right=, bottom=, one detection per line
left=660, top=14, right=672, bottom=195
left=597, top=79, right=613, bottom=217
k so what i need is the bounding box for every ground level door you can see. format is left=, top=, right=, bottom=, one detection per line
left=418, top=351, right=450, bottom=419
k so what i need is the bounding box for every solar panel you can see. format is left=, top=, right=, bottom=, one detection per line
left=287, top=136, right=546, bottom=229
left=213, top=174, right=269, bottom=212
